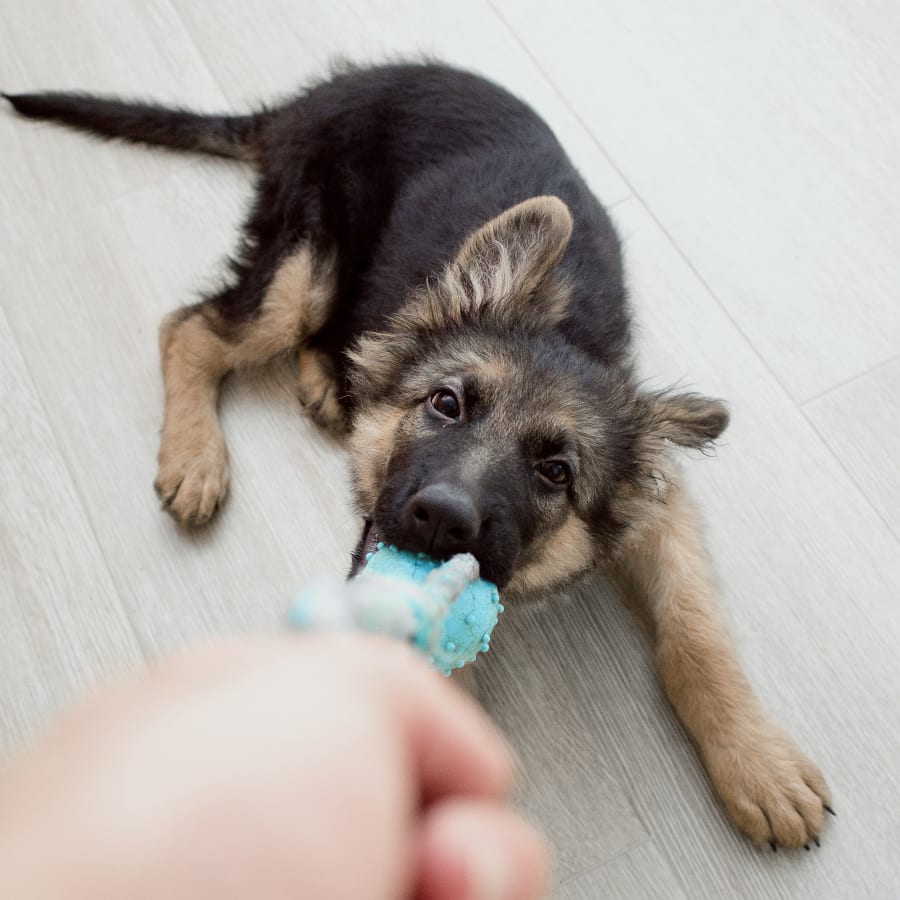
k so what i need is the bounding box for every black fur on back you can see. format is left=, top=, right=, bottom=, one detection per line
left=8, top=61, right=733, bottom=592
left=252, top=63, right=632, bottom=398
left=6, top=62, right=632, bottom=401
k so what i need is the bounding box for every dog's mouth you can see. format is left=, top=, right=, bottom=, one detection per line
left=349, top=515, right=492, bottom=580
left=348, top=515, right=511, bottom=588
left=348, top=517, right=381, bottom=578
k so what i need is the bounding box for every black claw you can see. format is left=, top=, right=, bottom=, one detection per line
left=812, top=836, right=821, bottom=848
left=769, top=841, right=778, bottom=853
left=804, top=844, right=810, bottom=851
left=824, top=805, right=836, bottom=817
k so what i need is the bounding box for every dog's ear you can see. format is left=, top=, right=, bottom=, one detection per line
left=640, top=390, right=730, bottom=450
left=445, top=195, right=574, bottom=327
left=347, top=197, right=573, bottom=399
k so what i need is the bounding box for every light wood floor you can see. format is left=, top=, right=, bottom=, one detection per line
left=2, top=2, right=898, bottom=897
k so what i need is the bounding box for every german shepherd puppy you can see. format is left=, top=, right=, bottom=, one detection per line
left=5, top=62, right=831, bottom=848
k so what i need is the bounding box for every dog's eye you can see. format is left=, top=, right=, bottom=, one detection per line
left=429, top=388, right=461, bottom=420
left=536, top=460, right=572, bottom=486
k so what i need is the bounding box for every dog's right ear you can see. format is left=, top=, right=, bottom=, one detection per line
left=442, top=195, right=574, bottom=328
left=347, top=197, right=573, bottom=398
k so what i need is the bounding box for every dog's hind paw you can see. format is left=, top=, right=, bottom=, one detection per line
left=297, top=347, right=347, bottom=436
left=706, top=723, right=832, bottom=849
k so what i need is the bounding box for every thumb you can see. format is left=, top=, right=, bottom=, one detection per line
left=414, top=798, right=550, bottom=900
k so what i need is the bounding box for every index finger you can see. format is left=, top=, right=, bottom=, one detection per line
left=357, top=637, right=516, bottom=804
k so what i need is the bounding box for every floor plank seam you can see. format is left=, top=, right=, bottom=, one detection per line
left=557, top=833, right=653, bottom=890
left=3, top=6, right=899, bottom=892
left=0, top=309, right=151, bottom=664
left=486, top=0, right=867, bottom=419
left=528, top=167, right=897, bottom=558
left=0, top=125, right=208, bottom=246
left=800, top=351, right=900, bottom=408
left=486, top=1, right=639, bottom=208
left=164, top=0, right=255, bottom=112
left=799, top=405, right=900, bottom=547
left=485, top=0, right=632, bottom=207
left=606, top=193, right=634, bottom=211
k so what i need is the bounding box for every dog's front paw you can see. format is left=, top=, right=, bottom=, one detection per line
left=154, top=433, right=229, bottom=527
left=706, top=724, right=832, bottom=849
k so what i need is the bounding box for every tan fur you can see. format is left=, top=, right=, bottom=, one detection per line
left=612, top=478, right=831, bottom=848
left=347, top=404, right=407, bottom=512
left=467, top=354, right=583, bottom=438
left=466, top=353, right=520, bottom=385
left=456, top=195, right=572, bottom=272
left=155, top=245, right=335, bottom=525
left=444, top=194, right=573, bottom=323
left=154, top=314, right=231, bottom=525
left=507, top=513, right=595, bottom=598
left=297, top=346, right=347, bottom=436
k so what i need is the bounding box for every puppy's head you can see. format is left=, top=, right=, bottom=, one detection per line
left=347, top=197, right=727, bottom=596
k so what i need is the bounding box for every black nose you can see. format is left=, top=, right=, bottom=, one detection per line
left=402, top=484, right=481, bottom=556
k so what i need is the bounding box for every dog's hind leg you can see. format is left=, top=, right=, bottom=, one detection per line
left=155, top=244, right=335, bottom=525
left=612, top=482, right=831, bottom=849
left=297, top=346, right=347, bottom=437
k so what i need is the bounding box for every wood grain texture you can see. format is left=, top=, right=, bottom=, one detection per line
left=0, top=0, right=226, bottom=250
left=0, top=304, right=143, bottom=755
left=492, top=0, right=900, bottom=402
left=468, top=197, right=900, bottom=898
left=805, top=357, right=900, bottom=538
left=0, top=161, right=357, bottom=656
left=558, top=841, right=688, bottom=900
left=593, top=197, right=900, bottom=897
left=170, top=0, right=630, bottom=206
left=1, top=2, right=899, bottom=898
left=475, top=591, right=648, bottom=883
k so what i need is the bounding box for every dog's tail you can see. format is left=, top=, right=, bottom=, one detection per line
left=3, top=91, right=268, bottom=162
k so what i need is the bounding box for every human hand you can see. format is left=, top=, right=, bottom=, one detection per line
left=0, top=635, right=547, bottom=900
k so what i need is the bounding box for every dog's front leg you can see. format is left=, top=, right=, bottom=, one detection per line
left=613, top=482, right=831, bottom=849
left=154, top=243, right=336, bottom=526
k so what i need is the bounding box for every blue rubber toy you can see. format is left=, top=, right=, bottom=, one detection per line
left=289, top=544, right=503, bottom=676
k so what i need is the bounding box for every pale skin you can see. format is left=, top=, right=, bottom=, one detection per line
left=0, top=635, right=548, bottom=900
